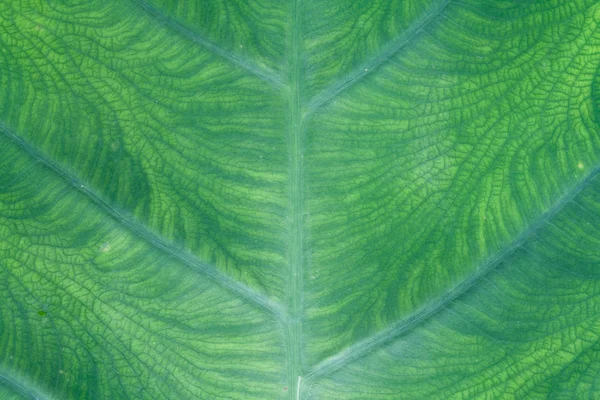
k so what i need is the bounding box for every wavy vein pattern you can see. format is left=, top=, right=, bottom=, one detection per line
left=139, top=0, right=288, bottom=76
left=0, top=136, right=286, bottom=398
left=0, top=0, right=289, bottom=299
left=300, top=0, right=444, bottom=100
left=2, top=0, right=600, bottom=398
left=307, top=171, right=600, bottom=398
left=304, top=0, right=600, bottom=364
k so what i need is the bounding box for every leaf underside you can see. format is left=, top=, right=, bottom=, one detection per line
left=2, top=0, right=600, bottom=398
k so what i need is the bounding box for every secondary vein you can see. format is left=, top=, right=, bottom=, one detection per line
left=304, top=0, right=452, bottom=117
left=304, top=163, right=600, bottom=382
left=0, top=124, right=285, bottom=323
left=130, top=0, right=286, bottom=90
left=0, top=368, right=49, bottom=400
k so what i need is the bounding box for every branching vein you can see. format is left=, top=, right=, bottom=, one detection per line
left=0, top=124, right=285, bottom=323
left=304, top=0, right=452, bottom=117
left=304, top=163, right=600, bottom=381
left=130, top=0, right=286, bottom=89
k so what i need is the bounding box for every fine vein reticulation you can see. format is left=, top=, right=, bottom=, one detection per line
left=304, top=162, right=600, bottom=382
left=0, top=123, right=284, bottom=321
left=304, top=0, right=453, bottom=116
left=3, top=0, right=600, bottom=398
left=131, top=0, right=286, bottom=89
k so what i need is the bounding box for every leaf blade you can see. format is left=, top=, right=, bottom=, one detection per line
left=2, top=0, right=600, bottom=398
left=303, top=0, right=600, bottom=366
left=306, top=170, right=600, bottom=398
left=0, top=133, right=286, bottom=399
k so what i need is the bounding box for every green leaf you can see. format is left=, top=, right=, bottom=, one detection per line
left=2, top=0, right=600, bottom=398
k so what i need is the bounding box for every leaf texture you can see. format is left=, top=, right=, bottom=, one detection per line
left=2, top=0, right=600, bottom=398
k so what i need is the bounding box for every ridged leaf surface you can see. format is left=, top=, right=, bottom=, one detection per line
left=2, top=0, right=600, bottom=398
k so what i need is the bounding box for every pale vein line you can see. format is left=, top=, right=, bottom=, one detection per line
left=0, top=124, right=284, bottom=322
left=130, top=0, right=286, bottom=90
left=0, top=369, right=48, bottom=400
left=286, top=0, right=305, bottom=396
left=304, top=0, right=453, bottom=117
left=304, top=164, right=600, bottom=381
left=296, top=376, right=302, bottom=400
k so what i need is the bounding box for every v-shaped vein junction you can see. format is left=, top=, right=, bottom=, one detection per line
left=14, top=0, right=589, bottom=397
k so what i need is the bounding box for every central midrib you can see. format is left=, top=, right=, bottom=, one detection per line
left=286, top=0, right=304, bottom=398
left=283, top=0, right=456, bottom=396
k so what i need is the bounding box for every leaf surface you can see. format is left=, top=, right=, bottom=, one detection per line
left=2, top=0, right=600, bottom=398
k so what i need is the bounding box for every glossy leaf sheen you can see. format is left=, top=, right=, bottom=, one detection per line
left=1, top=0, right=600, bottom=398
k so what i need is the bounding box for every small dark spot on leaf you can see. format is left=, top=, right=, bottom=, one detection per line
left=38, top=310, right=46, bottom=316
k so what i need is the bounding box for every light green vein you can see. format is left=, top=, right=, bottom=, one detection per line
left=0, top=124, right=285, bottom=323
left=0, top=369, right=48, bottom=400
left=286, top=0, right=305, bottom=397
left=130, top=0, right=286, bottom=89
left=304, top=0, right=452, bottom=116
left=303, top=163, right=600, bottom=382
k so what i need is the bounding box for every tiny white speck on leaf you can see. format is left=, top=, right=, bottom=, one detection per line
left=99, top=242, right=111, bottom=253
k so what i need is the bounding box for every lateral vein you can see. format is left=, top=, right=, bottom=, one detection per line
left=304, top=0, right=452, bottom=117
left=304, top=164, right=600, bottom=381
left=0, top=368, right=48, bottom=400
left=130, top=0, right=286, bottom=90
left=0, top=124, right=285, bottom=323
